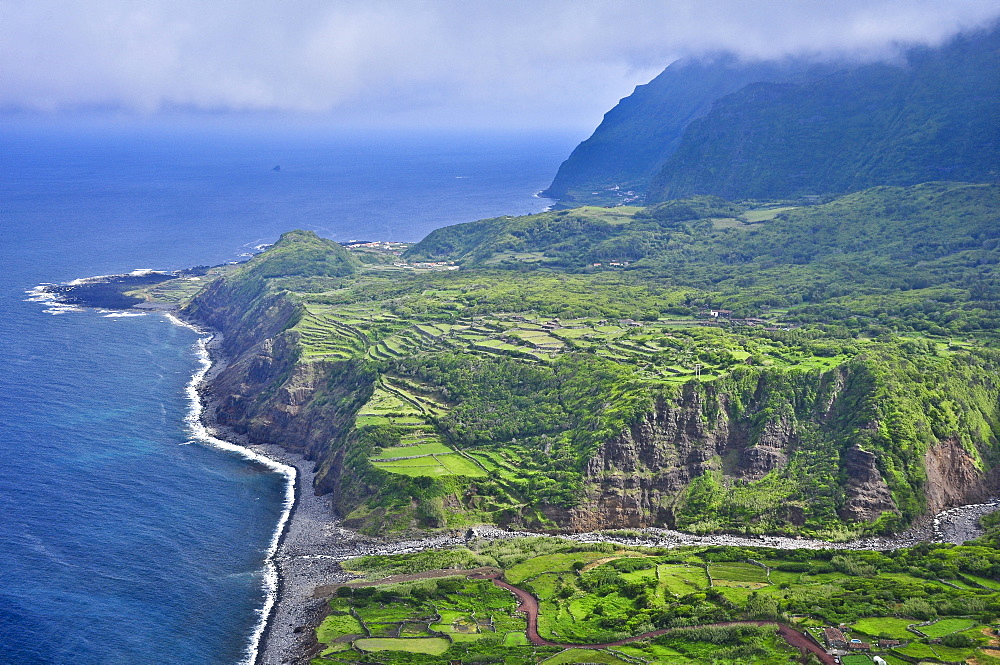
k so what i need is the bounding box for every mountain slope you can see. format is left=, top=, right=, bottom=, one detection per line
left=648, top=27, right=1000, bottom=201
left=169, top=184, right=1000, bottom=538
left=542, top=56, right=834, bottom=206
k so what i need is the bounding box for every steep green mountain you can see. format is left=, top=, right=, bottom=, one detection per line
left=648, top=27, right=1000, bottom=201
left=164, top=184, right=1000, bottom=539
left=542, top=56, right=834, bottom=207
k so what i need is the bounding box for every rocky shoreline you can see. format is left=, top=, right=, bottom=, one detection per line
left=191, top=325, right=1000, bottom=665
left=239, top=448, right=999, bottom=665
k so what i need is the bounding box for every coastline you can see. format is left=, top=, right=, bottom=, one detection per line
left=172, top=317, right=300, bottom=665
left=172, top=309, right=999, bottom=665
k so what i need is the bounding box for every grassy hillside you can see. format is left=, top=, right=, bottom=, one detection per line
left=179, top=184, right=1000, bottom=537
left=408, top=183, right=1000, bottom=339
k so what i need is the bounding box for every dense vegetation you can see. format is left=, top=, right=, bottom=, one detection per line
left=409, top=183, right=1000, bottom=339
left=542, top=56, right=834, bottom=206
left=309, top=536, right=1000, bottom=664
left=171, top=179, right=1000, bottom=538
left=648, top=27, right=1000, bottom=201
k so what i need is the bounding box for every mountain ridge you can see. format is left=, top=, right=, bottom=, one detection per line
left=546, top=24, right=1000, bottom=206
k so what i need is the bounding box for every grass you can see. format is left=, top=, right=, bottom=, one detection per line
left=877, top=573, right=949, bottom=589
left=372, top=453, right=487, bottom=479
left=316, top=613, right=364, bottom=642
left=742, top=206, right=798, bottom=222
left=373, top=440, right=453, bottom=458
left=933, top=643, right=979, bottom=661
left=878, top=656, right=910, bottom=665
left=372, top=457, right=451, bottom=477
left=353, top=637, right=450, bottom=655
left=506, top=552, right=608, bottom=584
left=658, top=564, right=709, bottom=596
left=893, top=641, right=938, bottom=659
left=768, top=570, right=802, bottom=585
left=964, top=574, right=1000, bottom=590
left=919, top=617, right=977, bottom=638
left=540, top=649, right=632, bottom=664
left=851, top=617, right=916, bottom=639
left=840, top=656, right=874, bottom=665
left=709, top=562, right=769, bottom=585
left=437, top=453, right=489, bottom=477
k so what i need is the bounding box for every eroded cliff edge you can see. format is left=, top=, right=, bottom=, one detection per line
left=181, top=231, right=1000, bottom=539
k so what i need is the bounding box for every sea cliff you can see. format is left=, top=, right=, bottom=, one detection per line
left=174, top=205, right=1000, bottom=540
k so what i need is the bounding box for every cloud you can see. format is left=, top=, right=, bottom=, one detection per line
left=2, top=0, right=999, bottom=128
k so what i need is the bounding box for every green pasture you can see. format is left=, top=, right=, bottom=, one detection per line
left=709, top=562, right=769, bottom=585
left=316, top=613, right=364, bottom=642
left=658, top=564, right=710, bottom=596
left=919, top=617, right=977, bottom=638
left=742, top=205, right=798, bottom=222
left=353, top=637, right=450, bottom=655
left=506, top=552, right=609, bottom=584
left=840, top=656, right=874, bottom=665
left=540, top=649, right=632, bottom=664
left=851, top=616, right=915, bottom=639
left=372, top=453, right=486, bottom=478
left=372, top=440, right=452, bottom=458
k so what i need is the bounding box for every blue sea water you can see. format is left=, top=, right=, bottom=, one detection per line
left=0, top=121, right=577, bottom=664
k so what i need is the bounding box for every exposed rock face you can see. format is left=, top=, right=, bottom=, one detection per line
left=559, top=383, right=804, bottom=531
left=924, top=438, right=998, bottom=514
left=185, top=275, right=1000, bottom=535
left=838, top=445, right=898, bottom=522
left=185, top=274, right=378, bottom=518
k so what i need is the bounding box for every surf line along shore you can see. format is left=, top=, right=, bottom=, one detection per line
left=180, top=324, right=478, bottom=665
left=35, top=279, right=1000, bottom=664
left=176, top=310, right=1000, bottom=665
left=188, top=324, right=1000, bottom=665
left=172, top=320, right=297, bottom=665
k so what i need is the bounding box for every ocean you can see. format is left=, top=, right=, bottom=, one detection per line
left=0, top=120, right=577, bottom=664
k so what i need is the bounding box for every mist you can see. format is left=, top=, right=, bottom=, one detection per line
left=3, top=0, right=999, bottom=129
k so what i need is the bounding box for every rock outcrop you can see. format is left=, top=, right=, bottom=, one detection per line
left=924, top=438, right=999, bottom=514
left=838, top=445, right=898, bottom=522
left=181, top=244, right=1000, bottom=536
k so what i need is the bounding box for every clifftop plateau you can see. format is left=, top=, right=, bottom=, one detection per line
left=102, top=181, right=1000, bottom=540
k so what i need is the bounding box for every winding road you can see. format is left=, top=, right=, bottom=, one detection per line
left=470, top=572, right=835, bottom=663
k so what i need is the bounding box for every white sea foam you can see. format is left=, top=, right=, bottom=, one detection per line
left=103, top=311, right=147, bottom=318
left=65, top=268, right=172, bottom=286
left=25, top=285, right=60, bottom=303
left=169, top=314, right=296, bottom=665
left=25, top=285, right=83, bottom=314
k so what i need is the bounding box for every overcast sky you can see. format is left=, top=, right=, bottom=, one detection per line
left=3, top=0, right=999, bottom=129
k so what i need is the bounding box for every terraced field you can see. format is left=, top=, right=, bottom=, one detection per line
left=289, top=297, right=857, bottom=529
left=357, top=376, right=487, bottom=479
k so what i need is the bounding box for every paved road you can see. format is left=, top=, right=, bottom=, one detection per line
left=474, top=572, right=835, bottom=663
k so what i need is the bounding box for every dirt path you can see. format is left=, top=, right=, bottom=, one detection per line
left=478, top=573, right=835, bottom=663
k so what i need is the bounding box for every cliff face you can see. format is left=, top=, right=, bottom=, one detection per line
left=540, top=363, right=1000, bottom=534
left=181, top=234, right=1000, bottom=536
left=542, top=56, right=836, bottom=206
left=546, top=380, right=809, bottom=531
left=191, top=281, right=1000, bottom=534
